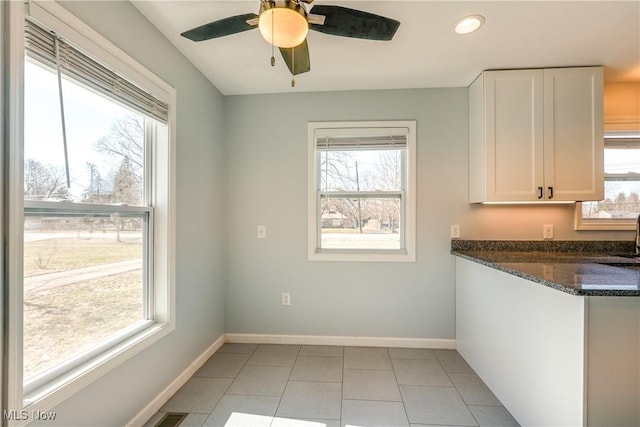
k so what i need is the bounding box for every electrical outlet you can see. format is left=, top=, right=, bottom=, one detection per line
left=543, top=224, right=554, bottom=240
left=450, top=225, right=461, bottom=239
left=257, top=225, right=266, bottom=239
left=281, top=292, right=290, bottom=306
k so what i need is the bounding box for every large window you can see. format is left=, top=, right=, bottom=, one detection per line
left=6, top=2, right=175, bottom=415
left=308, top=121, right=416, bottom=262
left=576, top=132, right=640, bottom=230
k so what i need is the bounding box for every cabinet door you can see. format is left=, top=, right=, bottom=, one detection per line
left=484, top=70, right=544, bottom=201
left=543, top=67, right=604, bottom=201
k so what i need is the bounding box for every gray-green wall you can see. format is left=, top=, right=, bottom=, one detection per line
left=224, top=89, right=468, bottom=338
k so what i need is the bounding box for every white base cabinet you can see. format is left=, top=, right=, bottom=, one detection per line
left=456, top=258, right=640, bottom=426
left=469, top=67, right=604, bottom=203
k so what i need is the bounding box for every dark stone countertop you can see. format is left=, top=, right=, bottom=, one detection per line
left=450, top=240, right=640, bottom=297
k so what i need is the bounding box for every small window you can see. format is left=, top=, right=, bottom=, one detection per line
left=308, top=121, right=416, bottom=262
left=575, top=132, right=640, bottom=230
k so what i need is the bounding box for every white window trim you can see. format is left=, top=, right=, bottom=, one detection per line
left=574, top=131, right=639, bottom=231
left=0, top=0, right=5, bottom=416
left=574, top=206, right=636, bottom=231
left=4, top=0, right=24, bottom=417
left=6, top=1, right=176, bottom=421
left=307, top=120, right=417, bottom=262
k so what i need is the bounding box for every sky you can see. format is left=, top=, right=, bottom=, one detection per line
left=24, top=59, right=141, bottom=201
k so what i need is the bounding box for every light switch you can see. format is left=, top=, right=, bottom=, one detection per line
left=257, top=225, right=266, bottom=239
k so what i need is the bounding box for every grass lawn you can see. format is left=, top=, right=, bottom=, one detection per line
left=24, top=236, right=141, bottom=277
left=23, top=235, right=143, bottom=380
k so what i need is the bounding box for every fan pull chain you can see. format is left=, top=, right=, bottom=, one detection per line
left=270, top=8, right=275, bottom=66
left=291, top=46, right=296, bottom=87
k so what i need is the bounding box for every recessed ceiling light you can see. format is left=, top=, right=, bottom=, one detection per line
left=454, top=15, right=485, bottom=35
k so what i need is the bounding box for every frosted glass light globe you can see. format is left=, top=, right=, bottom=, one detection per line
left=259, top=6, right=308, bottom=48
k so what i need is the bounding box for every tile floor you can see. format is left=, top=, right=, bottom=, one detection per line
left=144, top=344, right=519, bottom=427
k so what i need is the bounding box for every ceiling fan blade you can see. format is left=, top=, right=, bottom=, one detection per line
left=309, top=5, right=400, bottom=41
left=181, top=13, right=259, bottom=42
left=279, top=40, right=311, bottom=76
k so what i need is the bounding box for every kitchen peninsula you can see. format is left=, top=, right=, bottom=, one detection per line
left=452, top=240, right=640, bottom=427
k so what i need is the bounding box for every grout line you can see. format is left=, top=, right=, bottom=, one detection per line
left=342, top=367, right=395, bottom=371
left=203, top=344, right=258, bottom=422
left=296, top=354, right=344, bottom=359
left=388, top=347, right=412, bottom=426
left=270, top=344, right=302, bottom=424
left=440, top=354, right=481, bottom=427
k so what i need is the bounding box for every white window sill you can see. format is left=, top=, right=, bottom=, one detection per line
left=21, top=321, right=174, bottom=424
left=309, top=249, right=416, bottom=263
left=574, top=221, right=636, bottom=231
left=574, top=204, right=637, bottom=231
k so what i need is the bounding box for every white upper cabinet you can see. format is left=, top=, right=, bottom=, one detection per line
left=469, top=67, right=604, bottom=203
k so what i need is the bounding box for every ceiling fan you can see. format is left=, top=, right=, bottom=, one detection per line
left=180, top=0, right=400, bottom=85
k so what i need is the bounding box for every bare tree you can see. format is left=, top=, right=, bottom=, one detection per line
left=320, top=149, right=405, bottom=233
left=614, top=193, right=627, bottom=217
left=82, top=162, right=112, bottom=204
left=113, top=156, right=141, bottom=205
left=95, top=115, right=144, bottom=171
left=375, top=151, right=402, bottom=191
left=87, top=116, right=146, bottom=237
left=24, top=159, right=72, bottom=201
left=320, top=151, right=359, bottom=191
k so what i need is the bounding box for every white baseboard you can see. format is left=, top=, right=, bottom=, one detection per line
left=225, top=333, right=456, bottom=349
left=126, top=334, right=225, bottom=427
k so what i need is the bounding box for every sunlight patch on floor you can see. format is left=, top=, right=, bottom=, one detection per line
left=224, top=412, right=331, bottom=427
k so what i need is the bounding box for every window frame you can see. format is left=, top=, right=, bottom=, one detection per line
left=5, top=1, right=176, bottom=419
left=575, top=131, right=640, bottom=231
left=307, top=121, right=417, bottom=262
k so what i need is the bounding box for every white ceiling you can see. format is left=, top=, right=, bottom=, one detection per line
left=132, top=0, right=640, bottom=96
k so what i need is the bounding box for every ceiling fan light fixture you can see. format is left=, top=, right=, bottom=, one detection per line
left=454, top=15, right=485, bottom=35
left=259, top=2, right=309, bottom=48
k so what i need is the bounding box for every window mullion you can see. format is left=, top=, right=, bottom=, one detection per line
left=143, top=209, right=154, bottom=320
left=401, top=149, right=407, bottom=250
left=143, top=119, right=154, bottom=320
left=316, top=191, right=322, bottom=249
left=604, top=173, right=640, bottom=182
left=24, top=201, right=151, bottom=214
left=144, top=118, right=154, bottom=207
left=319, top=191, right=403, bottom=199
